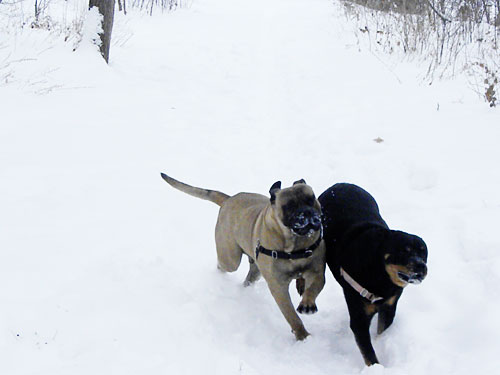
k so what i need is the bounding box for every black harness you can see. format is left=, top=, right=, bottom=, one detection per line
left=255, top=229, right=323, bottom=260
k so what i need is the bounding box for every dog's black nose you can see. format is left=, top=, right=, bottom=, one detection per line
left=412, top=259, right=427, bottom=280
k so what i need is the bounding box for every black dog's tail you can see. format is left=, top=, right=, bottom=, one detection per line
left=160, top=173, right=230, bottom=207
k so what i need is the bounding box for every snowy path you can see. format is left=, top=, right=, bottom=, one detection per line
left=1, top=0, right=499, bottom=374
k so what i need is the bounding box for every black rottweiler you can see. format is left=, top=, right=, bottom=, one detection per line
left=316, top=183, right=428, bottom=366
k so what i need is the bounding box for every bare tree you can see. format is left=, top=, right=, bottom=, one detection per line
left=117, top=0, right=127, bottom=14
left=89, top=0, right=115, bottom=63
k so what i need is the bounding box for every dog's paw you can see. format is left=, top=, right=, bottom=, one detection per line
left=297, top=303, right=318, bottom=315
left=293, top=328, right=310, bottom=341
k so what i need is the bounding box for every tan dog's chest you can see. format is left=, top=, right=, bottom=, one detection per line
left=270, top=258, right=312, bottom=280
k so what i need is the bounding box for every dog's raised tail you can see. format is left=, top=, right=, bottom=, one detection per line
left=160, top=173, right=230, bottom=207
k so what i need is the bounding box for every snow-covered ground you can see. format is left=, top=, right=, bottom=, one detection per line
left=1, top=0, right=499, bottom=374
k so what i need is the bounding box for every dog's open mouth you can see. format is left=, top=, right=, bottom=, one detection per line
left=397, top=271, right=424, bottom=285
left=291, top=226, right=318, bottom=237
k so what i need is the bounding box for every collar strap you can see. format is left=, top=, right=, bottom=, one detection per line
left=255, top=230, right=322, bottom=261
left=340, top=267, right=383, bottom=303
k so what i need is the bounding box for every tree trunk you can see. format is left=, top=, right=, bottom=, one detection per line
left=89, top=0, right=115, bottom=64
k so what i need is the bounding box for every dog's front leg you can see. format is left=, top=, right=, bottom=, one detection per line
left=266, top=278, right=309, bottom=340
left=297, top=270, right=325, bottom=314
left=377, top=293, right=401, bottom=334
left=345, top=293, right=379, bottom=366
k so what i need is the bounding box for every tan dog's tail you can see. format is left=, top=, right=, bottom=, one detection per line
left=160, top=173, right=230, bottom=206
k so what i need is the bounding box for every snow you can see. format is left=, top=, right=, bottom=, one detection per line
left=1, top=0, right=499, bottom=374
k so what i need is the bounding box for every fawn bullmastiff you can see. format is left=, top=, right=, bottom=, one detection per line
left=161, top=174, right=326, bottom=340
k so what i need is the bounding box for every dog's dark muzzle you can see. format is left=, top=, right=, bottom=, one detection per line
left=291, top=209, right=322, bottom=236
left=398, top=257, right=427, bottom=284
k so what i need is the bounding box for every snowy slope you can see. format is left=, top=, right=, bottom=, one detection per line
left=1, top=0, right=499, bottom=374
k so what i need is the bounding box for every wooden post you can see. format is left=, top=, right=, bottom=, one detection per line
left=89, top=0, right=115, bottom=63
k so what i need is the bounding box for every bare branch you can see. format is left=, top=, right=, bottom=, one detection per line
left=425, top=0, right=451, bottom=23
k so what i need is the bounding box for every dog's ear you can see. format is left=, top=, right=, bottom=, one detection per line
left=293, top=179, right=306, bottom=185
left=269, top=181, right=281, bottom=204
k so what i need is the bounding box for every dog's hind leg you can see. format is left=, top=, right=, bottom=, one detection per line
left=215, top=225, right=244, bottom=272
left=243, top=256, right=261, bottom=286
left=215, top=242, right=243, bottom=272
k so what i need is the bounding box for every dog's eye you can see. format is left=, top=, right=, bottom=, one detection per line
left=405, top=246, right=412, bottom=252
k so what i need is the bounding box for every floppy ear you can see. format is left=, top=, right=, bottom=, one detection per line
left=269, top=181, right=281, bottom=204
left=293, top=179, right=306, bottom=185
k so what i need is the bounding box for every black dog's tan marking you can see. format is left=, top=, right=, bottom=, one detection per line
left=161, top=174, right=326, bottom=340
left=316, top=183, right=428, bottom=365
